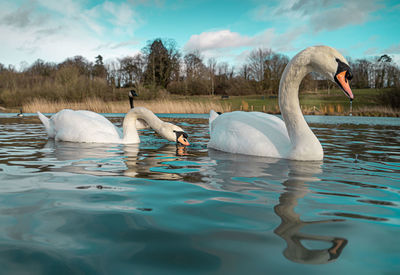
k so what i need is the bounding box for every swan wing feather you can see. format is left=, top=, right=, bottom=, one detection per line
left=208, top=111, right=291, bottom=158
left=50, top=109, right=122, bottom=143
left=37, top=111, right=55, bottom=138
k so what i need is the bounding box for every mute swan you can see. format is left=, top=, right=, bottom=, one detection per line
left=37, top=106, right=190, bottom=145
left=129, top=88, right=149, bottom=130
left=208, top=46, right=353, bottom=161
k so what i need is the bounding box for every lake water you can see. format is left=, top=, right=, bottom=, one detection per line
left=0, top=113, right=399, bottom=274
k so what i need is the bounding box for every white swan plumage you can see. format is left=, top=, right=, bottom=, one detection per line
left=208, top=46, right=354, bottom=161
left=37, top=107, right=190, bottom=145
left=129, top=89, right=149, bottom=130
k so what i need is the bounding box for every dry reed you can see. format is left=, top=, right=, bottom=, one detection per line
left=351, top=106, right=400, bottom=117
left=20, top=98, right=400, bottom=117
left=23, top=98, right=231, bottom=114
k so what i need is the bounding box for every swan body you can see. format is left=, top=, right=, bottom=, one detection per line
left=208, top=46, right=354, bottom=161
left=38, top=107, right=189, bottom=145
left=209, top=110, right=291, bottom=158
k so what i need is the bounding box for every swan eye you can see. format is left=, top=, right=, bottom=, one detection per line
left=335, top=58, right=352, bottom=80
left=345, top=70, right=353, bottom=81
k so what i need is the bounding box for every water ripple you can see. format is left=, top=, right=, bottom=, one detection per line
left=0, top=115, right=399, bottom=273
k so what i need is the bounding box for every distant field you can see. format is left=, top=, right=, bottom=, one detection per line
left=165, top=88, right=393, bottom=116
left=208, top=88, right=381, bottom=111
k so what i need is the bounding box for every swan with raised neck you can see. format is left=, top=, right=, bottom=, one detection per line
left=208, top=45, right=353, bottom=161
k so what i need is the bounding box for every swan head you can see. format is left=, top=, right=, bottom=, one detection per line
left=307, top=46, right=354, bottom=100
left=129, top=89, right=138, bottom=97
left=160, top=123, right=190, bottom=146
left=175, top=131, right=190, bottom=146
left=129, top=89, right=138, bottom=109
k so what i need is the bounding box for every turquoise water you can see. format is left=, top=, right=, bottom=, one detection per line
left=0, top=113, right=399, bottom=274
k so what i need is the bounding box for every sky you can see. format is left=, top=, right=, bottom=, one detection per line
left=1, top=0, right=400, bottom=70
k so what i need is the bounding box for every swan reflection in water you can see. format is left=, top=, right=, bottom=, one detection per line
left=42, top=140, right=188, bottom=180
left=42, top=140, right=347, bottom=264
left=207, top=149, right=348, bottom=265
left=273, top=161, right=347, bottom=264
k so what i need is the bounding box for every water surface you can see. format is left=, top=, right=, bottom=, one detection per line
left=0, top=113, right=399, bottom=274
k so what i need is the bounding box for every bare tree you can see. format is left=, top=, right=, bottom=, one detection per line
left=207, top=58, right=217, bottom=95
left=238, top=64, right=250, bottom=80
left=105, top=60, right=121, bottom=88
left=119, top=53, right=146, bottom=87
left=184, top=50, right=205, bottom=79
left=247, top=48, right=272, bottom=82
left=264, top=53, right=289, bottom=94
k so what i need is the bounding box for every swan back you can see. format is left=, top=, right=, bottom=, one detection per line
left=208, top=111, right=291, bottom=158
left=52, top=109, right=123, bottom=143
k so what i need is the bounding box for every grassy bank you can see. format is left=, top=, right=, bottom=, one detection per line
left=6, top=88, right=399, bottom=117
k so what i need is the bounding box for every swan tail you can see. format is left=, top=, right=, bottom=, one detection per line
left=37, top=111, right=54, bottom=138
left=209, top=110, right=220, bottom=124
left=209, top=110, right=220, bottom=134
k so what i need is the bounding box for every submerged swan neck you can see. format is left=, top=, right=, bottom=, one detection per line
left=279, top=50, right=323, bottom=160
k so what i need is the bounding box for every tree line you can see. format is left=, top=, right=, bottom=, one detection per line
left=1, top=38, right=399, bottom=107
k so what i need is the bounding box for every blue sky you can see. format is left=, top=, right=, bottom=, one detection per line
left=1, top=0, right=400, bottom=69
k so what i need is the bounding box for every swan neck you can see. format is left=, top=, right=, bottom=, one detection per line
left=123, top=107, right=165, bottom=140
left=122, top=111, right=140, bottom=143
left=134, top=107, right=163, bottom=130
left=279, top=54, right=323, bottom=160
left=279, top=59, right=311, bottom=134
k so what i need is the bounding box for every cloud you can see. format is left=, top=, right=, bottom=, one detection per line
left=309, top=0, right=382, bottom=32
left=0, top=0, right=48, bottom=29
left=190, top=0, right=384, bottom=64
left=0, top=0, right=144, bottom=66
left=183, top=26, right=305, bottom=64
left=184, top=30, right=253, bottom=51
left=364, top=47, right=379, bottom=55
left=184, top=28, right=297, bottom=53
left=127, top=0, right=165, bottom=8
left=95, top=40, right=140, bottom=51
left=94, top=1, right=139, bottom=31
left=385, top=44, right=400, bottom=54
left=251, top=0, right=383, bottom=33
left=35, top=26, right=65, bottom=39
left=37, top=0, right=82, bottom=17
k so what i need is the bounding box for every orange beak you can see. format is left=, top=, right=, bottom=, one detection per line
left=177, top=135, right=190, bottom=146
left=335, top=71, right=354, bottom=100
